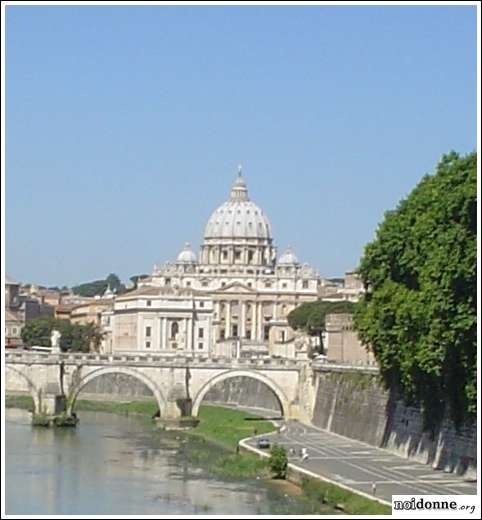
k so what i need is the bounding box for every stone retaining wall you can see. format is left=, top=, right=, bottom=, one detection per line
left=311, top=371, right=476, bottom=477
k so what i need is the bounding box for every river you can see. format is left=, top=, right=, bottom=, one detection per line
left=5, top=408, right=311, bottom=515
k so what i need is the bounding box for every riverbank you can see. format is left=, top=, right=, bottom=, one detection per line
left=6, top=394, right=390, bottom=514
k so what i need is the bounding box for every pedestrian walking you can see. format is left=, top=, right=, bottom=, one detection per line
left=371, top=482, right=377, bottom=496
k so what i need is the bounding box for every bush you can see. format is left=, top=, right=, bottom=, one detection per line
left=269, top=444, right=288, bottom=479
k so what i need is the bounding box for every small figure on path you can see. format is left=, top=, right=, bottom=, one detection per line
left=301, top=448, right=309, bottom=462
left=371, top=482, right=377, bottom=496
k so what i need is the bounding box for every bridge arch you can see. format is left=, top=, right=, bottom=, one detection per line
left=192, top=369, right=290, bottom=418
left=5, top=365, right=41, bottom=413
left=67, top=366, right=167, bottom=417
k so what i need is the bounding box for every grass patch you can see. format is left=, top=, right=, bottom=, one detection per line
left=190, top=404, right=276, bottom=451
left=5, top=394, right=159, bottom=417
left=6, top=394, right=34, bottom=410
left=180, top=435, right=270, bottom=480
left=74, top=399, right=159, bottom=416
left=180, top=404, right=276, bottom=480
left=301, top=477, right=391, bottom=515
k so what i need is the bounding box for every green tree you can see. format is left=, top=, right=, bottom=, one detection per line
left=269, top=444, right=288, bottom=479
left=288, top=300, right=356, bottom=356
left=106, top=273, right=126, bottom=294
left=72, top=279, right=108, bottom=297
left=21, top=317, right=102, bottom=353
left=21, top=317, right=53, bottom=347
left=72, top=273, right=126, bottom=297
left=129, top=274, right=149, bottom=289
left=354, top=152, right=476, bottom=431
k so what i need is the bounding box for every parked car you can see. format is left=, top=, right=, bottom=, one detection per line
left=257, top=438, right=271, bottom=449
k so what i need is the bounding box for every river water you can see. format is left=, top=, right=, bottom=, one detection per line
left=5, top=408, right=308, bottom=515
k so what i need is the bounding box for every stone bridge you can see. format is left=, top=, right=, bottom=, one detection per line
left=5, top=351, right=316, bottom=422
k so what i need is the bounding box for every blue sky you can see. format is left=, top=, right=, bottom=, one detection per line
left=6, top=5, right=477, bottom=287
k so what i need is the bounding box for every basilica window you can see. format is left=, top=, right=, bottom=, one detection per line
left=282, top=283, right=287, bottom=289
left=232, top=324, right=238, bottom=338
left=165, top=278, right=171, bottom=286
left=220, top=328, right=225, bottom=339
left=265, top=281, right=272, bottom=288
left=170, top=321, right=179, bottom=339
left=198, top=327, right=204, bottom=338
left=235, top=250, right=242, bottom=261
left=302, top=280, right=309, bottom=289
left=186, top=281, right=191, bottom=287
left=198, top=343, right=204, bottom=350
left=264, top=326, right=270, bottom=341
left=145, top=341, right=151, bottom=349
left=145, top=326, right=151, bottom=338
left=147, top=300, right=152, bottom=306
left=248, top=251, right=254, bottom=263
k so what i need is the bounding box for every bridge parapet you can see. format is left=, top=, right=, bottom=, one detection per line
left=5, top=351, right=305, bottom=371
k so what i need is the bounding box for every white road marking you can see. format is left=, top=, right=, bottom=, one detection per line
left=265, top=423, right=476, bottom=499
left=282, top=427, right=471, bottom=496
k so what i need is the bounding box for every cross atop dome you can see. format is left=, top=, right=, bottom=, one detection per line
left=230, top=166, right=249, bottom=201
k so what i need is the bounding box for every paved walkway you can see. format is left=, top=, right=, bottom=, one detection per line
left=244, top=421, right=477, bottom=504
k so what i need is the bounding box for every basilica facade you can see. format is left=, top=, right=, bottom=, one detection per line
left=104, top=170, right=320, bottom=358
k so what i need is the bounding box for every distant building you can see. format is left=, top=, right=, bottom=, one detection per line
left=5, top=309, right=23, bottom=348
left=69, top=298, right=114, bottom=327
left=318, top=271, right=365, bottom=302
left=5, top=275, right=54, bottom=347
left=324, top=313, right=375, bottom=364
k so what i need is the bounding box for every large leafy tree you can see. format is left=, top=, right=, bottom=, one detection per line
left=354, top=152, right=476, bottom=431
left=21, top=318, right=103, bottom=353
left=72, top=273, right=126, bottom=297
left=288, top=300, right=356, bottom=356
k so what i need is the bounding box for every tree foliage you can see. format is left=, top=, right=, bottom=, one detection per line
left=288, top=300, right=356, bottom=355
left=21, top=317, right=103, bottom=352
left=354, top=152, right=476, bottom=431
left=130, top=274, right=149, bottom=289
left=269, top=444, right=288, bottom=479
left=72, top=273, right=126, bottom=297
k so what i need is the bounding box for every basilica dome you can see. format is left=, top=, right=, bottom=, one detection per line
left=278, top=246, right=299, bottom=265
left=204, top=172, right=272, bottom=240
left=176, top=242, right=197, bottom=263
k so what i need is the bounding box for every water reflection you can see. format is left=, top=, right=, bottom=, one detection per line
left=5, top=409, right=295, bottom=515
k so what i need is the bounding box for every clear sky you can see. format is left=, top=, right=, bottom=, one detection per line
left=6, top=4, right=477, bottom=287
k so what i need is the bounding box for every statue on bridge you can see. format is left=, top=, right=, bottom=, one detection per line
left=50, top=329, right=62, bottom=353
